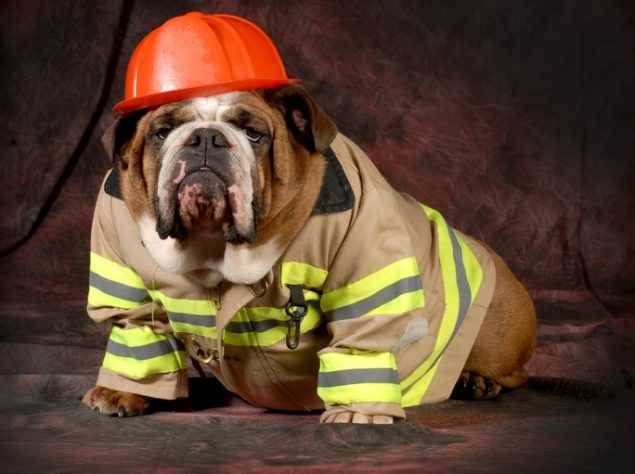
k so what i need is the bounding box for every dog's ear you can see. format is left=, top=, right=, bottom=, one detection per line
left=266, top=85, right=337, bottom=153
left=101, top=110, right=146, bottom=165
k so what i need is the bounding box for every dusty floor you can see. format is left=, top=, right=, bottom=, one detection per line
left=1, top=376, right=633, bottom=473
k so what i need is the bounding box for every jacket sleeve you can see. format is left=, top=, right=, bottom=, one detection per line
left=86, top=173, right=188, bottom=400
left=316, top=172, right=428, bottom=421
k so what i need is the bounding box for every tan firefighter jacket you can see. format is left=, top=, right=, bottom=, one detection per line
left=87, top=133, right=496, bottom=420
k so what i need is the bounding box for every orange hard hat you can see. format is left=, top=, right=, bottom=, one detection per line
left=113, top=12, right=299, bottom=114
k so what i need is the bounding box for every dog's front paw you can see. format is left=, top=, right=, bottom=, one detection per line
left=322, top=411, right=394, bottom=424
left=81, top=386, right=150, bottom=417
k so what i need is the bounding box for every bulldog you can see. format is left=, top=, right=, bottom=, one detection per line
left=81, top=85, right=536, bottom=424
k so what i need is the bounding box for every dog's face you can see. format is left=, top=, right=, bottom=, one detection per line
left=104, top=86, right=336, bottom=280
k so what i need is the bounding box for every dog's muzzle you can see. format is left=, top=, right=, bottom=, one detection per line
left=156, top=127, right=256, bottom=243
left=177, top=169, right=228, bottom=230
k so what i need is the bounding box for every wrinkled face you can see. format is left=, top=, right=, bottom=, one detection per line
left=108, top=86, right=337, bottom=277
left=150, top=92, right=273, bottom=244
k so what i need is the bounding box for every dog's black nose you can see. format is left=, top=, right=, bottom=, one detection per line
left=185, top=128, right=229, bottom=149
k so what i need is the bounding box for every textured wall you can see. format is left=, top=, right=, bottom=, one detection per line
left=0, top=0, right=633, bottom=383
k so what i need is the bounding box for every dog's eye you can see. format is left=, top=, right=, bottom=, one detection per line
left=155, top=128, right=172, bottom=141
left=245, top=128, right=264, bottom=143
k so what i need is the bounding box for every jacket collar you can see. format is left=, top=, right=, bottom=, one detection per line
left=311, top=147, right=354, bottom=215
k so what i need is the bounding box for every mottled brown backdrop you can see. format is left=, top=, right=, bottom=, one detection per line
left=1, top=0, right=634, bottom=392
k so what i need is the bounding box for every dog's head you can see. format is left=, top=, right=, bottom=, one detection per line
left=103, top=86, right=336, bottom=278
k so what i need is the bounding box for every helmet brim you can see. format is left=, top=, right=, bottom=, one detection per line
left=113, top=78, right=300, bottom=114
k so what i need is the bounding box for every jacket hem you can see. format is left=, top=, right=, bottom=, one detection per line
left=96, top=367, right=190, bottom=400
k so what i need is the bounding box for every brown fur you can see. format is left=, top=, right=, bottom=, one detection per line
left=220, top=91, right=331, bottom=249
left=81, top=386, right=149, bottom=417
left=462, top=242, right=537, bottom=390
left=118, top=112, right=157, bottom=220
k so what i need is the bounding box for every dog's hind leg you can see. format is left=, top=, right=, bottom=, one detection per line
left=457, top=242, right=537, bottom=397
left=451, top=367, right=530, bottom=401
left=451, top=371, right=502, bottom=400
left=497, top=368, right=530, bottom=389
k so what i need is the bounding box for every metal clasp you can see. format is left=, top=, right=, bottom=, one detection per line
left=183, top=335, right=219, bottom=364
left=285, top=285, right=307, bottom=350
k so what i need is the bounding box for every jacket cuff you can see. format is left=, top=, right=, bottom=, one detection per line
left=320, top=402, right=406, bottom=423
left=97, top=367, right=189, bottom=400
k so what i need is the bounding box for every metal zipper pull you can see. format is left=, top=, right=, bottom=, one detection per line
left=285, top=285, right=307, bottom=350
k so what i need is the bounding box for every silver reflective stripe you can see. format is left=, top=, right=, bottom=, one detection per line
left=402, top=227, right=472, bottom=396
left=169, top=312, right=216, bottom=327
left=318, top=368, right=400, bottom=387
left=448, top=227, right=471, bottom=328
left=325, top=275, right=422, bottom=321
left=89, top=272, right=149, bottom=303
left=226, top=319, right=284, bottom=334
left=106, top=337, right=183, bottom=360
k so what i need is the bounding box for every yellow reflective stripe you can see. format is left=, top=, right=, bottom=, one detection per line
left=90, top=252, right=145, bottom=289
left=88, top=286, right=145, bottom=309
left=102, top=326, right=186, bottom=379
left=147, top=290, right=217, bottom=338
left=317, top=351, right=401, bottom=405
left=319, top=350, right=398, bottom=372
left=88, top=253, right=148, bottom=309
left=456, top=231, right=483, bottom=301
left=235, top=306, right=294, bottom=322
left=401, top=206, right=458, bottom=405
left=108, top=326, right=167, bottom=346
left=365, top=289, right=425, bottom=317
left=222, top=303, right=322, bottom=346
left=400, top=205, right=483, bottom=407
left=169, top=320, right=218, bottom=339
left=318, top=383, right=402, bottom=405
left=281, top=262, right=328, bottom=289
left=401, top=358, right=440, bottom=406
left=322, top=257, right=420, bottom=310
left=303, top=289, right=321, bottom=303
left=148, top=290, right=216, bottom=315
left=102, top=351, right=186, bottom=379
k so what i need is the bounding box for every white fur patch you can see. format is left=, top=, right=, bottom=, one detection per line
left=138, top=214, right=189, bottom=273
left=191, top=92, right=243, bottom=121
left=218, top=238, right=283, bottom=285
left=138, top=214, right=281, bottom=286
